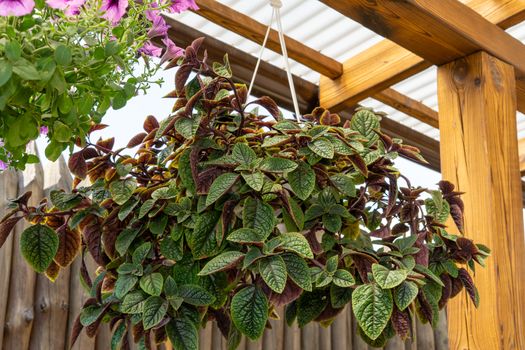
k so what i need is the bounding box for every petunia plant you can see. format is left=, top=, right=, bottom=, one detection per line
left=0, top=0, right=197, bottom=170
left=0, top=40, right=489, bottom=349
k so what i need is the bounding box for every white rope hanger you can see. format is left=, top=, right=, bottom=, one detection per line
left=247, top=0, right=301, bottom=122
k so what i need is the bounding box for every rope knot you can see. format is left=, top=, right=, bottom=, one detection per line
left=269, top=0, right=282, bottom=9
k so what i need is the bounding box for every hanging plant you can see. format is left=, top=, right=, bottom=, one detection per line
left=0, top=0, right=197, bottom=170
left=0, top=39, right=489, bottom=349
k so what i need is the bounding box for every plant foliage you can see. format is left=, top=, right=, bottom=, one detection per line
left=0, top=40, right=489, bottom=348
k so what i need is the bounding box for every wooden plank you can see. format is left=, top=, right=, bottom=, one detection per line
left=438, top=51, right=525, bottom=349
left=191, top=0, right=342, bottom=79
left=300, top=323, right=318, bottom=350
left=0, top=169, right=19, bottom=349
left=3, top=144, right=43, bottom=350
left=320, top=0, right=525, bottom=112
left=415, top=320, right=435, bottom=350
left=373, top=88, right=439, bottom=129
left=29, top=157, right=73, bottom=350
left=433, top=310, right=449, bottom=350
left=330, top=307, right=350, bottom=350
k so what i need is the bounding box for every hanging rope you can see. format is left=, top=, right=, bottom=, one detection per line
left=247, top=0, right=301, bottom=122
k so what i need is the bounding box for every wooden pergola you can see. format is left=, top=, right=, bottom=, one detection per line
left=165, top=1, right=525, bottom=348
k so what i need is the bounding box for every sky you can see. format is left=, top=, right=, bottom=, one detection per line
left=36, top=66, right=443, bottom=191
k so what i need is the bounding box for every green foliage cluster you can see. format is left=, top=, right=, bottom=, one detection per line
left=0, top=0, right=162, bottom=169
left=0, top=41, right=489, bottom=349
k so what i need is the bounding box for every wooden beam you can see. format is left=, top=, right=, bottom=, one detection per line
left=438, top=51, right=525, bottom=349
left=320, top=0, right=525, bottom=111
left=192, top=0, right=342, bottom=79
left=373, top=88, right=439, bottom=128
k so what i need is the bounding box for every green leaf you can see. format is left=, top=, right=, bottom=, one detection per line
left=287, top=161, right=315, bottom=200
left=333, top=269, right=356, bottom=288
left=111, top=320, right=126, bottom=350
left=330, top=284, right=353, bottom=308
left=227, top=228, right=267, bottom=244
left=259, top=255, right=287, bottom=293
left=166, top=317, right=199, bottom=350
left=138, top=199, right=156, bottom=219
left=241, top=172, right=264, bottom=191
left=259, top=157, right=297, bottom=173
left=160, top=237, right=183, bottom=261
left=143, top=296, right=168, bottom=330
left=322, top=213, right=342, bottom=233
left=206, top=173, right=239, bottom=207
left=20, top=224, right=59, bottom=273
left=80, top=304, right=105, bottom=326
left=281, top=253, right=312, bottom=291
left=109, top=178, right=137, bottom=205
left=13, top=62, right=40, bottom=80
left=179, top=149, right=196, bottom=194
left=330, top=174, right=356, bottom=197
left=350, top=109, right=380, bottom=145
left=414, top=264, right=445, bottom=287
left=53, top=121, right=71, bottom=142
left=149, top=214, right=168, bottom=235
left=372, top=264, right=408, bottom=289
left=243, top=247, right=264, bottom=269
left=177, top=284, right=216, bottom=306
left=175, top=116, right=201, bottom=139
left=308, top=137, right=334, bottom=159
left=0, top=60, right=12, bottom=87
left=231, top=286, right=268, bottom=340
left=5, top=41, right=21, bottom=61
left=187, top=210, right=221, bottom=259
left=120, top=290, right=147, bottom=314
left=115, top=228, right=140, bottom=256
left=261, top=135, right=292, bottom=148
left=118, top=197, right=140, bottom=221
left=232, top=143, right=256, bottom=164
left=140, top=273, right=164, bottom=296
left=242, top=197, right=275, bottom=238
left=54, top=45, right=72, bottom=66
left=132, top=242, right=152, bottom=264
left=198, top=251, right=245, bottom=276
left=352, top=283, right=393, bottom=340
left=297, top=290, right=328, bottom=327
left=278, top=232, right=313, bottom=259
left=394, top=281, right=418, bottom=311
left=212, top=54, right=232, bottom=78
left=425, top=190, right=450, bottom=223
left=114, top=274, right=138, bottom=298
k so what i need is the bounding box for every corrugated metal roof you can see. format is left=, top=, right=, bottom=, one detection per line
left=172, top=0, right=525, bottom=141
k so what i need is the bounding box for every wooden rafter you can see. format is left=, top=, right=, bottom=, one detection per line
left=320, top=0, right=525, bottom=112
left=190, top=0, right=439, bottom=129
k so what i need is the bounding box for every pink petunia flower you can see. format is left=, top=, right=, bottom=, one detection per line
left=160, top=37, right=184, bottom=64
left=168, top=0, right=198, bottom=13
left=145, top=1, right=158, bottom=21
left=46, top=0, right=85, bottom=15
left=138, top=41, right=162, bottom=57
left=40, top=126, right=49, bottom=136
left=147, top=15, right=169, bottom=38
left=0, top=160, right=7, bottom=171
left=0, top=0, right=35, bottom=16
left=100, top=0, right=128, bottom=24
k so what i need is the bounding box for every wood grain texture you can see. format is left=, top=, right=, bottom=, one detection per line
left=0, top=170, right=18, bottom=349
left=438, top=51, right=525, bottom=349
left=374, top=88, right=439, bottom=128
left=29, top=157, right=72, bottom=350
left=3, top=145, right=43, bottom=350
left=415, top=320, right=435, bottom=350
left=192, top=0, right=342, bottom=79
left=433, top=310, right=449, bottom=350
left=320, top=0, right=525, bottom=113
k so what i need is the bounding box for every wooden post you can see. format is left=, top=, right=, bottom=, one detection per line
left=437, top=51, right=525, bottom=349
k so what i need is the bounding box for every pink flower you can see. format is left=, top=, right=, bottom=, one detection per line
left=168, top=0, right=197, bottom=13
left=46, top=0, right=85, bottom=15
left=138, top=41, right=162, bottom=57
left=40, top=126, right=49, bottom=136
left=160, top=37, right=183, bottom=64
left=0, top=0, right=35, bottom=16
left=100, top=0, right=128, bottom=24
left=147, top=15, right=169, bottom=38
left=145, top=1, right=158, bottom=21
left=0, top=160, right=7, bottom=170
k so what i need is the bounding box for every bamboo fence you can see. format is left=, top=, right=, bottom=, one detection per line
left=0, top=150, right=449, bottom=350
